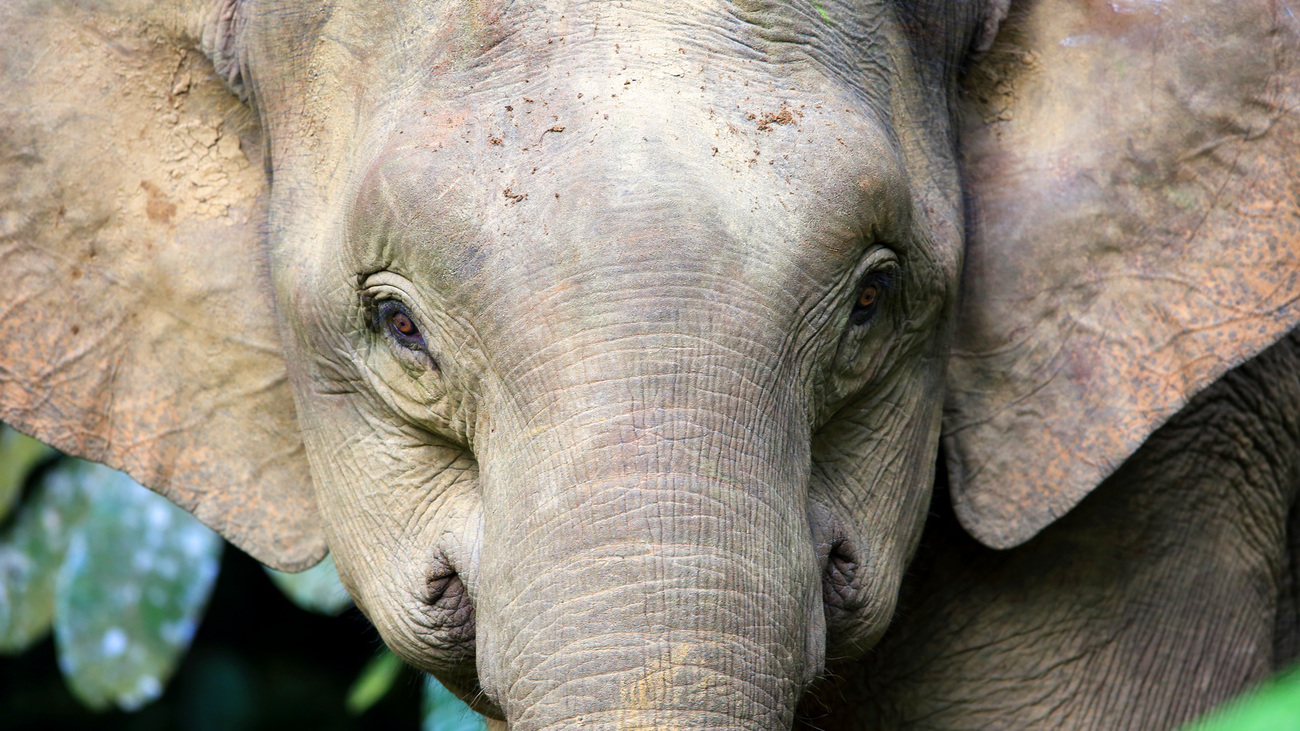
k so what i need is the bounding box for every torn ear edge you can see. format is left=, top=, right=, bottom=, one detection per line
left=0, top=1, right=326, bottom=570
left=944, top=0, right=1300, bottom=549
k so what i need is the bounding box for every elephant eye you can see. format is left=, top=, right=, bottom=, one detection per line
left=390, top=311, right=418, bottom=337
left=849, top=271, right=895, bottom=327
left=372, top=300, right=427, bottom=350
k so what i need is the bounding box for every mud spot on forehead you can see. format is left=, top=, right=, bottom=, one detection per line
left=751, top=106, right=798, bottom=132
left=140, top=182, right=176, bottom=225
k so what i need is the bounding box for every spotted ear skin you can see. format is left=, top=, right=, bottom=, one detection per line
left=0, top=0, right=325, bottom=570
left=947, top=0, right=1300, bottom=549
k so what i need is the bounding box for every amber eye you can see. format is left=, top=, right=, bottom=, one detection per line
left=849, top=273, right=891, bottom=327
left=389, top=311, right=418, bottom=337
left=371, top=300, right=426, bottom=350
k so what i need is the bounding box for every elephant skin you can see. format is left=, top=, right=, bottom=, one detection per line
left=1, top=0, right=1299, bottom=729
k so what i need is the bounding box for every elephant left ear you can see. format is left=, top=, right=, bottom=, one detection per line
left=0, top=1, right=326, bottom=569
left=945, top=0, right=1300, bottom=549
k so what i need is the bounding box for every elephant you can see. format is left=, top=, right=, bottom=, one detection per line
left=1, top=0, right=1297, bottom=728
left=805, top=331, right=1300, bottom=729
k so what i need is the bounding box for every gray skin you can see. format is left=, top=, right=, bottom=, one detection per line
left=260, top=4, right=991, bottom=727
left=800, top=332, right=1300, bottom=730
left=237, top=2, right=983, bottom=727
left=4, top=0, right=1300, bottom=729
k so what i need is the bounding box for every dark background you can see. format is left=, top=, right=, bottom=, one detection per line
left=0, top=545, right=423, bottom=731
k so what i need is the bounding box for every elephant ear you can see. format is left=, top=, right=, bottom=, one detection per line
left=0, top=1, right=326, bottom=569
left=946, top=0, right=1300, bottom=549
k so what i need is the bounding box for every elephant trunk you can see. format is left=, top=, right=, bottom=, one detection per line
left=473, top=373, right=825, bottom=730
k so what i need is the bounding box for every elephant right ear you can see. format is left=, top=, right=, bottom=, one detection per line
left=0, top=1, right=326, bottom=570
left=945, top=0, right=1300, bottom=549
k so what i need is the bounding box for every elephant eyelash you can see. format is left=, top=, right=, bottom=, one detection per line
left=849, top=269, right=900, bottom=327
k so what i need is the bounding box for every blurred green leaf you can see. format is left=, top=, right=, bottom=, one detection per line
left=423, top=674, right=486, bottom=731
left=0, top=460, right=90, bottom=653
left=346, top=649, right=403, bottom=715
left=265, top=553, right=353, bottom=616
left=1183, top=663, right=1300, bottom=731
left=0, top=425, right=55, bottom=523
left=53, top=461, right=223, bottom=711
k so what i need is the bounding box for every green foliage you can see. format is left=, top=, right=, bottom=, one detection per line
left=0, top=456, right=88, bottom=652
left=52, top=462, right=223, bottom=710
left=0, top=425, right=54, bottom=522
left=1182, top=663, right=1300, bottom=731
left=346, top=650, right=404, bottom=715
left=0, top=455, right=224, bottom=711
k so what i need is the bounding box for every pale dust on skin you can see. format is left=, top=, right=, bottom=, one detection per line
left=31, top=18, right=262, bottom=230
left=617, top=643, right=713, bottom=729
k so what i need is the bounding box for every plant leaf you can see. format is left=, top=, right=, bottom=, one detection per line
left=265, top=553, right=352, bottom=616
left=53, top=462, right=222, bottom=711
left=0, top=425, right=55, bottom=523
left=1182, top=663, right=1300, bottom=731
left=346, top=649, right=404, bottom=715
left=0, top=459, right=90, bottom=653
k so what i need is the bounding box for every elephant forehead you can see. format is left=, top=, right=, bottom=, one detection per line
left=265, top=0, right=894, bottom=86
left=257, top=0, right=934, bottom=296
left=343, top=81, right=912, bottom=298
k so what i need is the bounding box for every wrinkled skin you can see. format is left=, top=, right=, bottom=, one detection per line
left=4, top=0, right=1300, bottom=729
left=801, top=334, right=1300, bottom=730
left=237, top=1, right=981, bottom=726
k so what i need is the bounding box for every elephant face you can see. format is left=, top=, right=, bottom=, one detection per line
left=18, top=0, right=1296, bottom=728
left=234, top=0, right=967, bottom=724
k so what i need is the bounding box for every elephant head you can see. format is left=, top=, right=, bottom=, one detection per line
left=3, top=0, right=1298, bottom=728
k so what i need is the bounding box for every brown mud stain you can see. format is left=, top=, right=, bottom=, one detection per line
left=140, top=181, right=176, bottom=224
left=749, top=105, right=800, bottom=132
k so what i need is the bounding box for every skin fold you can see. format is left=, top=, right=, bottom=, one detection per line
left=801, top=333, right=1300, bottom=730
left=2, top=1, right=1299, bottom=729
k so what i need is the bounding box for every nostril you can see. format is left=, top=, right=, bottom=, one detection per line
left=822, top=539, right=863, bottom=614
left=411, top=554, right=497, bottom=719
